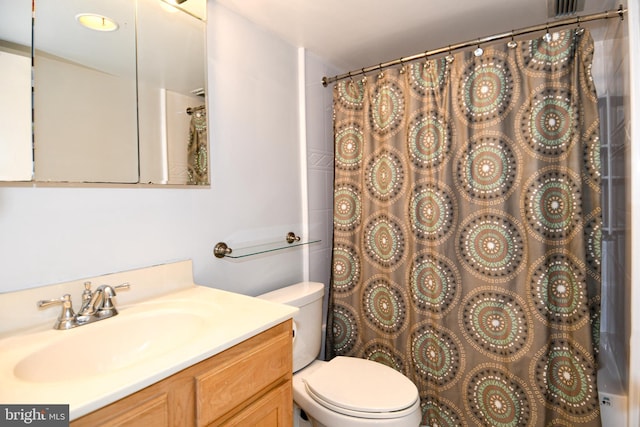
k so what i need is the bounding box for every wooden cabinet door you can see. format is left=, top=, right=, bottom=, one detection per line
left=70, top=372, right=194, bottom=427
left=196, top=326, right=292, bottom=426
left=84, top=393, right=169, bottom=427
left=218, top=381, right=292, bottom=427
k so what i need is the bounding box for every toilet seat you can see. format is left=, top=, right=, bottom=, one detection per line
left=302, top=356, right=419, bottom=420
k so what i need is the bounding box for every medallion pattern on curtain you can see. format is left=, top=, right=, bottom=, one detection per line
left=187, top=106, right=209, bottom=185
left=327, top=29, right=602, bottom=426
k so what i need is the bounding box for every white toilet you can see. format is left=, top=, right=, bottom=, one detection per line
left=258, top=282, right=422, bottom=427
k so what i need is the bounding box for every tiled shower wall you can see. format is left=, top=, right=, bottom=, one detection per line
left=304, top=51, right=342, bottom=356
left=305, top=51, right=341, bottom=290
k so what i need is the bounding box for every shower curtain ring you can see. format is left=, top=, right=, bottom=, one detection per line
left=474, top=40, right=483, bottom=57
left=507, top=31, right=517, bottom=49
left=544, top=23, right=552, bottom=42
left=399, top=58, right=405, bottom=74
left=424, top=51, right=431, bottom=69
left=576, top=16, right=585, bottom=34
left=361, top=68, right=368, bottom=84
left=445, top=46, right=455, bottom=63
left=377, top=63, right=384, bottom=79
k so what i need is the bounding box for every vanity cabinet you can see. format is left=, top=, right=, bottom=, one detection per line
left=70, top=320, right=293, bottom=427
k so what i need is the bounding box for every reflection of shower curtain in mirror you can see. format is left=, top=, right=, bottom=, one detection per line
left=326, top=29, right=602, bottom=426
left=188, top=106, right=208, bottom=185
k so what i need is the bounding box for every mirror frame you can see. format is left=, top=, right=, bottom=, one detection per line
left=0, top=0, right=209, bottom=186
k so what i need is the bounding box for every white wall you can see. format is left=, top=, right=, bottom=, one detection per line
left=0, top=2, right=306, bottom=297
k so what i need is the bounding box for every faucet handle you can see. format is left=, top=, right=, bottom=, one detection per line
left=99, top=283, right=131, bottom=313
left=37, top=293, right=73, bottom=310
left=114, top=282, right=130, bottom=292
left=37, top=294, right=76, bottom=330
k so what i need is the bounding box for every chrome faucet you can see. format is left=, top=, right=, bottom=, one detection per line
left=38, top=282, right=131, bottom=330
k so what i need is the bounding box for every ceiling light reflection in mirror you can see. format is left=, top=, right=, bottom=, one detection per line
left=75, top=13, right=120, bottom=32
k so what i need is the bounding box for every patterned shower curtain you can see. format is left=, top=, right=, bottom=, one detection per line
left=326, top=28, right=602, bottom=426
left=187, top=106, right=209, bottom=185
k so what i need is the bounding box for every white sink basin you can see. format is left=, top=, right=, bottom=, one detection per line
left=14, top=309, right=206, bottom=382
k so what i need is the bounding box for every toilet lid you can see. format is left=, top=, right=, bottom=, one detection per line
left=303, top=357, right=419, bottom=418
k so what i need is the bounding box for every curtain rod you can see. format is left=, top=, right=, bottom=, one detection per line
left=321, top=5, right=626, bottom=87
left=186, top=105, right=206, bottom=115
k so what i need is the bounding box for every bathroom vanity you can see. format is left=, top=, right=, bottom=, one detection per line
left=71, top=320, right=293, bottom=426
left=0, top=261, right=297, bottom=425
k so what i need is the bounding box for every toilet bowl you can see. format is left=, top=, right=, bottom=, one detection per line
left=258, top=282, right=422, bottom=427
left=293, top=358, right=421, bottom=427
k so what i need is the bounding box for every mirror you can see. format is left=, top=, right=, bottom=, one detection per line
left=34, top=0, right=139, bottom=183
left=0, top=0, right=208, bottom=185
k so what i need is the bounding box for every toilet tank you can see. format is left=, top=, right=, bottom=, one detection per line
left=257, top=282, right=325, bottom=372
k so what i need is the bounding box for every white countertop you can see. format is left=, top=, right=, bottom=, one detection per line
left=0, top=285, right=297, bottom=420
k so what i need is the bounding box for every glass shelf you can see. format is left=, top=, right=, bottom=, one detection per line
left=214, top=233, right=320, bottom=259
